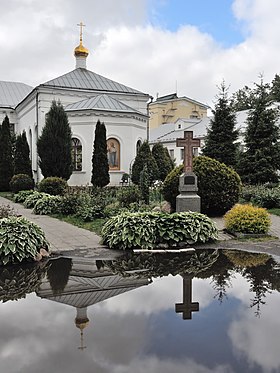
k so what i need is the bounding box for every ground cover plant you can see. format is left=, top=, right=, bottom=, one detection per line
left=101, top=211, right=218, bottom=250
left=0, top=217, right=49, bottom=265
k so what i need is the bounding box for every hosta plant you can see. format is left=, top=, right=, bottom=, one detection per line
left=224, top=204, right=271, bottom=234
left=101, top=211, right=218, bottom=250
left=33, top=195, right=62, bottom=215
left=0, top=217, right=49, bottom=265
left=24, top=191, right=50, bottom=209
left=14, top=190, right=34, bottom=203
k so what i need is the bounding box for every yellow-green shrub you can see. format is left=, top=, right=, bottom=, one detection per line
left=224, top=204, right=271, bottom=234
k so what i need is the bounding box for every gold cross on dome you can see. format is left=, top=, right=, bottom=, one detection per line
left=77, top=21, right=86, bottom=42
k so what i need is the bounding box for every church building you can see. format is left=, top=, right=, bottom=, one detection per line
left=0, top=24, right=150, bottom=186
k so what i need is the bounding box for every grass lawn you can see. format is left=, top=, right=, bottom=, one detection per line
left=0, top=192, right=14, bottom=201
left=51, top=214, right=106, bottom=236
left=269, top=208, right=280, bottom=216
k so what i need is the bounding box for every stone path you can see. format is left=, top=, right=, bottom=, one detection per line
left=1, top=195, right=280, bottom=259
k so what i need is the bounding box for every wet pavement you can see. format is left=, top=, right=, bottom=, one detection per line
left=1, top=196, right=280, bottom=260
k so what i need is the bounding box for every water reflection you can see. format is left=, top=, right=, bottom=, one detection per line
left=0, top=249, right=280, bottom=373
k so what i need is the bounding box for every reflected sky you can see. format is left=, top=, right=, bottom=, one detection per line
left=0, top=254, right=280, bottom=373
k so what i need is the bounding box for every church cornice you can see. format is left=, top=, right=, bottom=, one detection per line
left=66, top=110, right=147, bottom=122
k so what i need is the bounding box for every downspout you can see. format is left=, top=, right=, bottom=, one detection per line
left=35, top=89, right=39, bottom=184
left=147, top=95, right=153, bottom=142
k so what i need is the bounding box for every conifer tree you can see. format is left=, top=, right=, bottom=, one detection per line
left=202, top=82, right=239, bottom=167
left=91, top=120, right=110, bottom=187
left=131, top=141, right=159, bottom=185
left=238, top=79, right=280, bottom=184
left=270, top=74, right=280, bottom=102
left=37, top=101, right=73, bottom=180
left=0, top=116, right=13, bottom=191
left=14, top=130, right=33, bottom=178
left=152, top=142, right=174, bottom=181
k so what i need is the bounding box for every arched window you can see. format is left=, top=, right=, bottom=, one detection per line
left=72, top=137, right=82, bottom=171
left=107, top=138, right=120, bottom=170
left=136, top=140, right=142, bottom=154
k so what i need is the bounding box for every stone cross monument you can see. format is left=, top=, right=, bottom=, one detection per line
left=176, top=131, right=201, bottom=212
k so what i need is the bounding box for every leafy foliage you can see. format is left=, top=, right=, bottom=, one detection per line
left=14, top=131, right=33, bottom=178
left=59, top=192, right=80, bottom=215
left=237, top=80, right=280, bottom=184
left=139, top=164, right=150, bottom=204
left=23, top=191, right=50, bottom=209
left=75, top=192, right=105, bottom=221
left=13, top=190, right=34, bottom=203
left=131, top=141, right=159, bottom=185
left=33, top=195, right=62, bottom=215
left=202, top=82, right=239, bottom=167
left=9, top=174, right=34, bottom=193
left=0, top=217, right=49, bottom=265
left=241, top=184, right=280, bottom=209
left=162, top=156, right=242, bottom=215
left=224, top=204, right=271, bottom=234
left=37, top=100, right=73, bottom=180
left=38, top=176, right=67, bottom=196
left=0, top=204, right=16, bottom=218
left=116, top=185, right=141, bottom=207
left=101, top=211, right=218, bottom=250
left=0, top=116, right=13, bottom=191
left=152, top=143, right=174, bottom=181
left=91, top=120, right=110, bottom=187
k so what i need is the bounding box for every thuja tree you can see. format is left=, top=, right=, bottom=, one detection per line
left=202, top=82, right=239, bottom=168
left=14, top=130, right=33, bottom=178
left=152, top=142, right=174, bottom=181
left=0, top=116, right=13, bottom=191
left=91, top=120, right=109, bottom=187
left=131, top=141, right=159, bottom=185
left=37, top=101, right=73, bottom=180
left=238, top=79, right=280, bottom=184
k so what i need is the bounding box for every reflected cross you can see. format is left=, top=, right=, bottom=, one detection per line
left=175, top=275, right=199, bottom=320
left=176, top=131, right=201, bottom=172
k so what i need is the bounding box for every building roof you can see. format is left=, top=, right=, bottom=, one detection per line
left=41, top=68, right=146, bottom=96
left=154, top=92, right=209, bottom=108
left=65, top=93, right=144, bottom=115
left=0, top=81, right=33, bottom=108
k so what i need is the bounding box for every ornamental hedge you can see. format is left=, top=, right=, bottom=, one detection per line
left=161, top=156, right=242, bottom=215
left=101, top=211, right=218, bottom=250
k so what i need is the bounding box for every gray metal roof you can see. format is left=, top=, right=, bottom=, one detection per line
left=0, top=81, right=33, bottom=108
left=41, top=68, right=146, bottom=95
left=65, top=94, right=144, bottom=115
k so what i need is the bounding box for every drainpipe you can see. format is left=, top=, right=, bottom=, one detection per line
left=35, top=89, right=39, bottom=184
left=147, top=95, right=153, bottom=142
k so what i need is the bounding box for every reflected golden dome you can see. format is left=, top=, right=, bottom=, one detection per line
left=75, top=317, right=89, bottom=330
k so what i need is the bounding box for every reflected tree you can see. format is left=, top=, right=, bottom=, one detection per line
left=47, top=258, right=72, bottom=295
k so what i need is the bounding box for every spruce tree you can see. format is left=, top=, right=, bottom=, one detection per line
left=91, top=120, right=110, bottom=187
left=0, top=116, right=13, bottom=191
left=14, top=130, right=33, bottom=178
left=238, top=79, right=280, bottom=184
left=152, top=142, right=173, bottom=181
left=270, top=74, right=280, bottom=102
left=131, top=141, right=159, bottom=185
left=37, top=101, right=73, bottom=180
left=202, top=82, right=239, bottom=167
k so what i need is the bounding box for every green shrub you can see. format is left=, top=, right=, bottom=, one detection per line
left=9, top=174, right=34, bottom=193
left=24, top=191, right=50, bottom=209
left=33, top=195, right=62, bottom=215
left=116, top=185, right=141, bottom=207
left=161, top=156, right=242, bottom=215
left=38, top=177, right=67, bottom=196
left=14, top=190, right=34, bottom=203
left=101, top=211, right=218, bottom=250
left=224, top=204, right=271, bottom=234
left=75, top=192, right=105, bottom=221
left=241, top=184, right=280, bottom=208
left=0, top=217, right=49, bottom=265
left=59, top=192, right=80, bottom=215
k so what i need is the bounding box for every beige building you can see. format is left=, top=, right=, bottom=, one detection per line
left=149, top=93, right=209, bottom=130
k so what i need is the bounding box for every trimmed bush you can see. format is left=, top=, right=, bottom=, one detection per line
left=38, top=177, right=67, bottom=196
left=101, top=211, right=218, bottom=250
left=9, top=174, right=34, bottom=193
left=33, top=195, right=62, bottom=215
left=161, top=156, right=242, bottom=215
left=14, top=190, right=35, bottom=203
left=24, top=191, right=50, bottom=209
left=0, top=217, right=49, bottom=265
left=224, top=204, right=271, bottom=234
left=116, top=185, right=141, bottom=207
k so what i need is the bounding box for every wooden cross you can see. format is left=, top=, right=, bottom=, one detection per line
left=176, top=131, right=201, bottom=172
left=175, top=275, right=199, bottom=320
left=77, top=21, right=86, bottom=42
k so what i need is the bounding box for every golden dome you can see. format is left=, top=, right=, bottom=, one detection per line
left=74, top=41, right=89, bottom=57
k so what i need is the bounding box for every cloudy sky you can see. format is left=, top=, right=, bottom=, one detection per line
left=1, top=0, right=280, bottom=107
